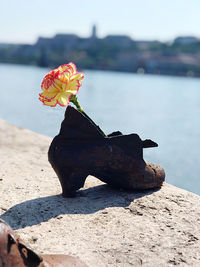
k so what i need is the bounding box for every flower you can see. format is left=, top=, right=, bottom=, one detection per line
left=39, top=62, right=84, bottom=107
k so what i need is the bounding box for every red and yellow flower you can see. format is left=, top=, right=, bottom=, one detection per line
left=39, top=62, right=84, bottom=107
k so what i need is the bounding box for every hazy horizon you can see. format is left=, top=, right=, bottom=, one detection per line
left=1, top=28, right=198, bottom=46
left=1, top=0, right=200, bottom=44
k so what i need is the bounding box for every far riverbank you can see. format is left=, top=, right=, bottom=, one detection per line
left=1, top=33, right=200, bottom=77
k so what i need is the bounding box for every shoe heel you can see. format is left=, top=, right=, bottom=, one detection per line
left=56, top=169, right=88, bottom=198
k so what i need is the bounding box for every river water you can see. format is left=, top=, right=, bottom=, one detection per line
left=0, top=63, right=200, bottom=195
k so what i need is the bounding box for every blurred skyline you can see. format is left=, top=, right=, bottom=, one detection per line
left=1, top=0, right=200, bottom=44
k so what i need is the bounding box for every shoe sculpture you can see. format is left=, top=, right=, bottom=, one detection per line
left=0, top=219, right=88, bottom=267
left=48, top=106, right=165, bottom=197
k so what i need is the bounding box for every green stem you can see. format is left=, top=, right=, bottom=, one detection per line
left=81, top=110, right=106, bottom=137
left=70, top=95, right=83, bottom=112
left=70, top=95, right=106, bottom=137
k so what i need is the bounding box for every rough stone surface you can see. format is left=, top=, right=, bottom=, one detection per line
left=0, top=119, right=199, bottom=267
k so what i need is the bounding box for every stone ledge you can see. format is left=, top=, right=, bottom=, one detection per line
left=0, top=119, right=199, bottom=266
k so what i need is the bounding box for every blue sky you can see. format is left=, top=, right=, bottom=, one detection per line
left=1, top=0, right=200, bottom=44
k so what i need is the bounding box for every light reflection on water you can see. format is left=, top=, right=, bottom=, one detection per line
left=0, top=63, right=200, bottom=195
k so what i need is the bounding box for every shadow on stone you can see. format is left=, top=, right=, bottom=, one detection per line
left=0, top=184, right=161, bottom=230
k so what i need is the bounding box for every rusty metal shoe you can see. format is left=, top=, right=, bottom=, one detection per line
left=48, top=106, right=165, bottom=197
left=0, top=219, right=88, bottom=267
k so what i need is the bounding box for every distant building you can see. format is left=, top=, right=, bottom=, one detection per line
left=36, top=34, right=79, bottom=51
left=1, top=25, right=200, bottom=77
left=104, top=35, right=133, bottom=48
left=135, top=40, right=160, bottom=50
left=91, top=24, right=97, bottom=39
left=174, top=36, right=199, bottom=45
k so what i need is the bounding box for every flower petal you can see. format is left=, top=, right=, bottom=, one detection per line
left=68, top=62, right=77, bottom=74
left=56, top=92, right=71, bottom=106
left=39, top=62, right=84, bottom=107
left=42, top=98, right=57, bottom=107
left=70, top=73, right=84, bottom=82
left=66, top=80, right=79, bottom=94
left=54, top=76, right=67, bottom=88
left=40, top=91, right=58, bottom=100
left=58, top=62, right=77, bottom=75
left=66, top=73, right=84, bottom=94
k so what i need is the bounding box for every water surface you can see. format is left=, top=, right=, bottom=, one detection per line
left=0, top=63, right=199, bottom=195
